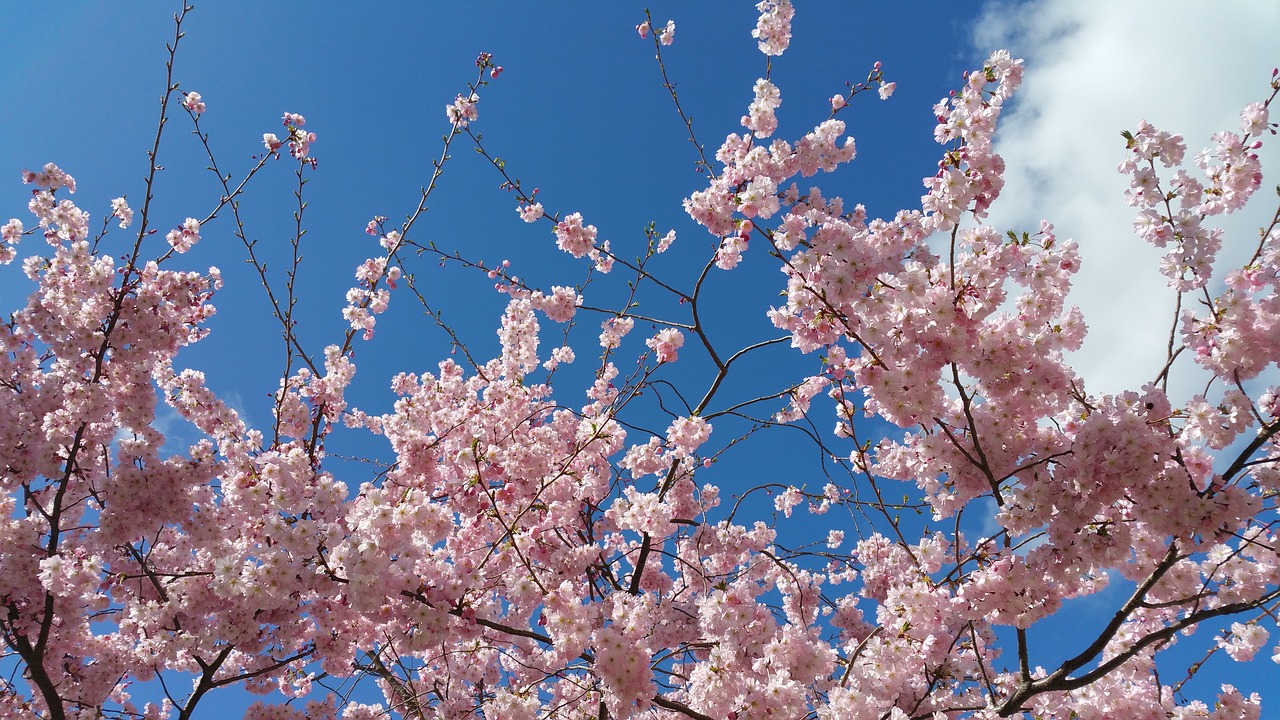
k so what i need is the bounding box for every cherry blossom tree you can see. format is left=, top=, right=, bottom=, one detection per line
left=2, top=3, right=1279, bottom=719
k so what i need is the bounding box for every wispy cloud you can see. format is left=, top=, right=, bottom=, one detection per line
left=972, top=0, right=1280, bottom=399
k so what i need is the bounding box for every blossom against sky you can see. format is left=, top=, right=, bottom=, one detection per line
left=3, top=2, right=1274, bottom=401
left=1, top=2, right=1278, bottom=715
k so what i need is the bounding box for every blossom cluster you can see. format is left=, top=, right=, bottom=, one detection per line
left=165, top=217, right=200, bottom=253
left=752, top=0, right=794, bottom=56
left=637, top=19, right=676, bottom=45
left=553, top=211, right=598, bottom=258
left=3, top=5, right=1279, bottom=720
left=446, top=92, right=479, bottom=127
left=183, top=90, right=206, bottom=114
left=645, top=327, right=684, bottom=362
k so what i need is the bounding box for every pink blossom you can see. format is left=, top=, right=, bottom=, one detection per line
left=608, top=486, right=674, bottom=535
left=542, top=344, right=574, bottom=371
left=354, top=256, right=388, bottom=284
left=530, top=285, right=579, bottom=322
left=656, top=229, right=676, bottom=253
left=166, top=217, right=201, bottom=253
left=774, top=486, right=803, bottom=517
left=518, top=202, right=544, bottom=223
left=28, top=191, right=90, bottom=244
left=742, top=78, right=781, bottom=138
left=1240, top=100, right=1269, bottom=136
left=590, top=240, right=615, bottom=273
left=715, top=233, right=748, bottom=270
left=1220, top=622, right=1270, bottom=661
left=645, top=327, right=684, bottom=362
left=553, top=212, right=597, bottom=258
left=2, top=217, right=24, bottom=256
left=0, top=216, right=21, bottom=239
left=110, top=197, right=132, bottom=229
left=599, top=316, right=635, bottom=350
left=738, top=175, right=779, bottom=218
left=22, top=162, right=76, bottom=193
left=658, top=20, right=675, bottom=46
left=665, top=415, right=712, bottom=455
left=5, top=13, right=1280, bottom=720
left=288, top=129, right=317, bottom=160
left=775, top=375, right=828, bottom=422
left=446, top=92, right=479, bottom=128
left=878, top=81, right=896, bottom=100
left=752, top=0, right=794, bottom=56
left=183, top=91, right=206, bottom=114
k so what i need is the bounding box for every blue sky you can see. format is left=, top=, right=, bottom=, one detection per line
left=2, top=2, right=1278, bottom=716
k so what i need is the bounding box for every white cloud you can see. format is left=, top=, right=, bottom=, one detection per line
left=972, top=0, right=1280, bottom=399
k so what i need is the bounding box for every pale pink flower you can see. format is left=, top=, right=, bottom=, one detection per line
left=22, top=163, right=76, bottom=193
left=608, top=486, right=674, bottom=535
left=715, top=233, right=748, bottom=270
left=742, top=78, right=781, bottom=138
left=775, top=375, right=829, bottom=422
left=0, top=218, right=19, bottom=264
left=29, top=192, right=89, bottom=243
left=166, top=217, right=200, bottom=253
left=446, top=93, right=479, bottom=128
left=530, top=286, right=579, bottom=322
left=1240, top=101, right=1269, bottom=137
left=656, top=229, right=676, bottom=253
left=646, top=327, right=684, bottom=363
left=666, top=416, right=712, bottom=455
left=774, top=486, right=803, bottom=517
left=599, top=316, right=635, bottom=350
left=518, top=202, right=544, bottom=223
left=752, top=0, right=794, bottom=56
left=554, top=212, right=597, bottom=258
left=354, top=257, right=388, bottom=284
left=2, top=218, right=24, bottom=243
left=542, top=345, right=575, bottom=371
left=288, top=129, right=317, bottom=160
left=183, top=91, right=206, bottom=115
left=1220, top=622, right=1270, bottom=661
left=111, top=197, right=132, bottom=228
left=341, top=704, right=386, bottom=720
left=878, top=81, right=897, bottom=100
left=658, top=20, right=675, bottom=46
left=738, top=175, right=779, bottom=218
left=590, top=240, right=614, bottom=273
